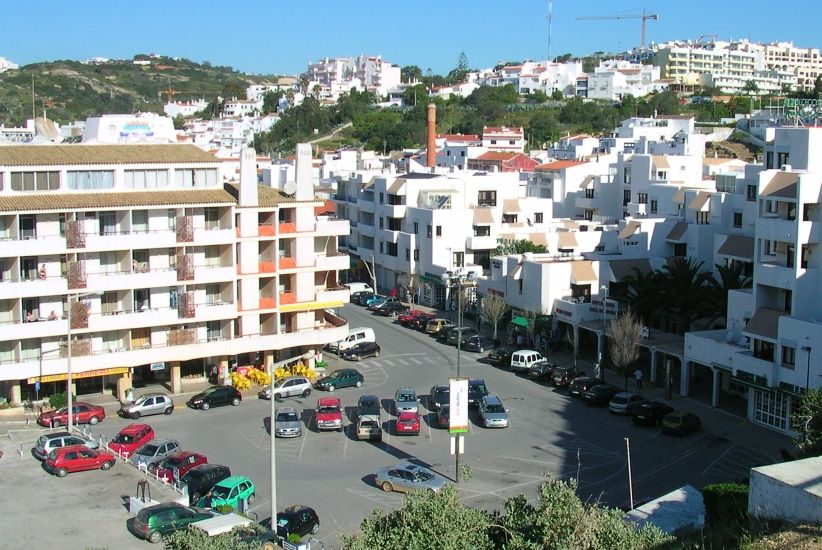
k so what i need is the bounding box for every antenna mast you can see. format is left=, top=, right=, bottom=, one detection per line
left=31, top=75, right=36, bottom=122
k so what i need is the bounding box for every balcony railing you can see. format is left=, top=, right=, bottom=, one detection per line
left=168, top=328, right=197, bottom=346
left=66, top=221, right=86, bottom=248
left=177, top=254, right=194, bottom=281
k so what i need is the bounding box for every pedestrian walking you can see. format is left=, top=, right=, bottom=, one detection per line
left=634, top=368, right=644, bottom=389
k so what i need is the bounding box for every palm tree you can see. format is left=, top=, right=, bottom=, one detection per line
left=705, top=263, right=753, bottom=327
left=658, top=257, right=712, bottom=334
left=623, top=267, right=662, bottom=332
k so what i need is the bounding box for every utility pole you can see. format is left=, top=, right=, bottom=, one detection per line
left=625, top=438, right=634, bottom=510
left=547, top=0, right=554, bottom=62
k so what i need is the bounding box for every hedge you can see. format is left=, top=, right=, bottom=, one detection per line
left=703, top=483, right=749, bottom=529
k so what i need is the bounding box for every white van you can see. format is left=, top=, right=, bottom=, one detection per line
left=510, top=349, right=544, bottom=372
left=326, top=327, right=376, bottom=352
left=344, top=282, right=374, bottom=294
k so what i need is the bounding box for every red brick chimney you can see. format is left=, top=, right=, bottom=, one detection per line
left=426, top=103, right=436, bottom=168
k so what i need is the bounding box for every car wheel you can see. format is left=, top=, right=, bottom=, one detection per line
left=131, top=412, right=141, bottom=420
left=311, top=522, right=320, bottom=534
left=355, top=380, right=362, bottom=388
left=101, top=461, right=113, bottom=471
left=201, top=402, right=210, bottom=410
left=51, top=419, right=61, bottom=428
left=262, top=542, right=277, bottom=550
left=163, top=407, right=173, bottom=416
left=374, top=350, right=380, bottom=357
left=381, top=481, right=393, bottom=492
left=88, top=416, right=100, bottom=425
left=353, top=355, right=360, bottom=361
left=56, top=468, right=68, bottom=478
left=479, top=346, right=484, bottom=352
left=327, top=385, right=335, bottom=392
left=231, top=397, right=241, bottom=406
left=274, top=393, right=282, bottom=402
left=148, top=530, right=162, bottom=544
left=247, top=492, right=255, bottom=505
left=302, top=388, right=311, bottom=397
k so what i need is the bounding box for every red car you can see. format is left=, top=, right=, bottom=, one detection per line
left=37, top=402, right=106, bottom=428
left=316, top=397, right=343, bottom=432
left=43, top=445, right=116, bottom=477
left=108, top=423, right=155, bottom=457
left=396, top=411, right=421, bottom=435
left=150, top=451, right=208, bottom=482
left=399, top=310, right=433, bottom=327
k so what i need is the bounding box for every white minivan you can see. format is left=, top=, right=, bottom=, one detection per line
left=326, top=327, right=376, bottom=352
left=510, top=349, right=545, bottom=372
left=344, top=282, right=374, bottom=294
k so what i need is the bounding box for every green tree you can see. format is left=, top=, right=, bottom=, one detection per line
left=401, top=65, right=422, bottom=83
left=550, top=89, right=564, bottom=100
left=743, top=80, right=760, bottom=95
left=793, top=388, right=822, bottom=458
left=162, top=524, right=268, bottom=549
left=220, top=81, right=246, bottom=100
left=658, top=257, right=712, bottom=334
left=261, top=90, right=283, bottom=114
left=495, top=239, right=547, bottom=255
left=400, top=84, right=428, bottom=107
left=623, top=267, right=662, bottom=333
left=527, top=109, right=559, bottom=148
left=172, top=115, right=185, bottom=130
left=705, top=263, right=752, bottom=327
left=814, top=76, right=822, bottom=97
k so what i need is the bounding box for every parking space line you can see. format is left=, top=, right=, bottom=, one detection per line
left=700, top=443, right=736, bottom=475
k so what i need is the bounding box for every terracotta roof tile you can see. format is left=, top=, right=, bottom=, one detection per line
left=0, top=144, right=217, bottom=166
left=536, top=160, right=586, bottom=171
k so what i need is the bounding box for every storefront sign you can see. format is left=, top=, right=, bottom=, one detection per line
left=28, top=367, right=129, bottom=384
left=150, top=362, right=166, bottom=372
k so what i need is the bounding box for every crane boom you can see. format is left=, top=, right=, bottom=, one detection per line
left=577, top=8, right=659, bottom=50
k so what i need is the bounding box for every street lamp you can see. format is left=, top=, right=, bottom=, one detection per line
left=598, top=284, right=608, bottom=378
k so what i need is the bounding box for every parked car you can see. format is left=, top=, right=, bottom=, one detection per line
left=375, top=462, right=450, bottom=494
left=274, top=407, right=302, bottom=438
left=583, top=384, right=621, bottom=405
left=632, top=401, right=675, bottom=427
left=187, top=386, right=242, bottom=410
left=356, top=394, right=382, bottom=417
left=258, top=376, right=313, bottom=401
left=180, top=464, right=232, bottom=505
left=462, top=335, right=497, bottom=352
left=316, top=397, right=343, bottom=432
left=108, top=423, right=155, bottom=456
left=478, top=395, right=509, bottom=428
left=344, top=282, right=374, bottom=295
left=468, top=379, right=489, bottom=407
left=377, top=301, right=410, bottom=317
left=128, top=438, right=182, bottom=469
left=37, top=402, right=106, bottom=428
left=126, top=502, right=215, bottom=544
left=314, top=368, right=363, bottom=391
left=274, top=505, right=320, bottom=540
left=528, top=360, right=557, bottom=382
left=487, top=347, right=515, bottom=367
left=33, top=431, right=99, bottom=461
left=356, top=415, right=382, bottom=441
left=425, top=318, right=453, bottom=336
left=43, top=445, right=116, bottom=477
left=340, top=342, right=381, bottom=361
left=367, top=296, right=396, bottom=311
left=429, top=385, right=450, bottom=411
left=396, top=411, right=421, bottom=435
left=119, top=392, right=174, bottom=419
left=446, top=327, right=478, bottom=346
left=568, top=377, right=604, bottom=397
left=436, top=404, right=450, bottom=428
left=352, top=292, right=378, bottom=306
left=198, top=475, right=255, bottom=509
left=398, top=309, right=430, bottom=326
left=609, top=392, right=647, bottom=415
left=393, top=388, right=419, bottom=414
left=510, top=350, right=545, bottom=372
left=553, top=366, right=585, bottom=387
left=662, top=411, right=702, bottom=435
left=364, top=294, right=388, bottom=307
left=151, top=451, right=208, bottom=482
left=408, top=312, right=436, bottom=331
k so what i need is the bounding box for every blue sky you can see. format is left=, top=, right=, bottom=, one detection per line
left=4, top=1, right=818, bottom=75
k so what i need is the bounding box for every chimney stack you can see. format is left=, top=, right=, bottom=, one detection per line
left=426, top=103, right=436, bottom=168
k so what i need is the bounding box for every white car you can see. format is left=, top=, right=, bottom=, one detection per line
left=259, top=376, right=312, bottom=401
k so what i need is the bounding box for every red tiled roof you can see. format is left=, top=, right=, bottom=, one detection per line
left=315, top=199, right=336, bottom=215
left=438, top=134, right=481, bottom=142
left=475, top=151, right=519, bottom=161
left=536, top=160, right=587, bottom=171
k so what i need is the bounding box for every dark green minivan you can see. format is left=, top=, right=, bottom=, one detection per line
left=127, top=502, right=214, bottom=543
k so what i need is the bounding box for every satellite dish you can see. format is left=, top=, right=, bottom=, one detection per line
left=282, top=180, right=297, bottom=196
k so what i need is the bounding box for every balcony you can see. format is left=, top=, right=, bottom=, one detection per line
left=552, top=297, right=588, bottom=324
left=86, top=268, right=176, bottom=291
left=88, top=307, right=180, bottom=332
left=176, top=216, right=194, bottom=243
left=193, top=225, right=235, bottom=246
left=627, top=202, right=648, bottom=218
left=278, top=222, right=297, bottom=234
left=84, top=230, right=175, bottom=252
left=757, top=217, right=797, bottom=245
left=358, top=200, right=375, bottom=214
left=0, top=234, right=66, bottom=257
left=0, top=317, right=67, bottom=341
left=574, top=196, right=597, bottom=210
left=0, top=276, right=68, bottom=300
left=168, top=328, right=197, bottom=346
left=466, top=235, right=498, bottom=250
left=194, top=264, right=235, bottom=284
left=381, top=204, right=406, bottom=218
left=315, top=254, right=349, bottom=271
left=757, top=262, right=796, bottom=289
left=315, top=287, right=349, bottom=304
left=315, top=217, right=349, bottom=237
left=279, top=292, right=296, bottom=305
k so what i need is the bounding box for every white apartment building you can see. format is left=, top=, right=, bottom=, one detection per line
left=0, top=56, right=18, bottom=73
left=546, top=134, right=601, bottom=161
left=0, top=143, right=349, bottom=406
left=82, top=113, right=177, bottom=144
left=481, top=60, right=583, bottom=97
left=163, top=100, right=209, bottom=119
left=482, top=127, right=526, bottom=153
left=733, top=41, right=822, bottom=92
left=302, top=55, right=401, bottom=99
left=684, top=127, right=822, bottom=433
left=584, top=59, right=666, bottom=100
left=223, top=99, right=263, bottom=118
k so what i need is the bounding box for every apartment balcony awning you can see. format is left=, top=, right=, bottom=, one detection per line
left=361, top=176, right=376, bottom=190
left=503, top=199, right=521, bottom=213
left=652, top=155, right=670, bottom=169
left=665, top=222, right=689, bottom=243
left=570, top=260, right=597, bottom=284
left=529, top=233, right=548, bottom=246
left=387, top=178, right=407, bottom=194
left=688, top=191, right=711, bottom=211
left=716, top=234, right=754, bottom=261
left=607, top=258, right=652, bottom=282
left=557, top=231, right=578, bottom=248
left=761, top=172, right=798, bottom=199
left=473, top=207, right=497, bottom=225
left=618, top=220, right=641, bottom=239
left=743, top=307, right=785, bottom=341
left=579, top=175, right=595, bottom=189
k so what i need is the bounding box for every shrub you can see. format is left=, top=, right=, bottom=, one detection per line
left=703, top=483, right=749, bottom=530
left=287, top=533, right=302, bottom=543
left=48, top=391, right=75, bottom=410
left=214, top=504, right=234, bottom=514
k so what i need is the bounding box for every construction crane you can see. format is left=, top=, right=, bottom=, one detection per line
left=577, top=8, right=659, bottom=51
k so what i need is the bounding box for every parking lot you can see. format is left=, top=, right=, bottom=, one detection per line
left=0, top=303, right=782, bottom=549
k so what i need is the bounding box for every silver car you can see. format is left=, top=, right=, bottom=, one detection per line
left=393, top=388, right=419, bottom=415
left=33, top=431, right=99, bottom=460
left=259, top=376, right=312, bottom=401
left=478, top=395, right=509, bottom=428
left=274, top=407, right=302, bottom=438
left=120, top=393, right=174, bottom=419
left=609, top=392, right=647, bottom=415
left=375, top=462, right=450, bottom=494
left=128, top=438, right=181, bottom=469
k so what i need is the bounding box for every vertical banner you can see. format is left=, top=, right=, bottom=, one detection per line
left=449, top=378, right=469, bottom=433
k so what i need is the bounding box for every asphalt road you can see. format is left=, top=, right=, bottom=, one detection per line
left=0, top=303, right=776, bottom=549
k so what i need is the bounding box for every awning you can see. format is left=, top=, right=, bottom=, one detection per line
left=579, top=175, right=595, bottom=189
left=28, top=367, right=129, bottom=384
left=510, top=316, right=528, bottom=327
left=666, top=222, right=688, bottom=242
left=761, top=172, right=798, bottom=199
left=652, top=155, right=670, bottom=169
left=618, top=220, right=641, bottom=239
left=387, top=178, right=407, bottom=194
left=688, top=191, right=711, bottom=211
left=529, top=233, right=548, bottom=246
left=503, top=199, right=521, bottom=213
left=420, top=274, right=444, bottom=285
left=473, top=208, right=496, bottom=225
left=743, top=307, right=784, bottom=340
left=557, top=231, right=578, bottom=248
left=608, top=258, right=652, bottom=282
left=672, top=188, right=686, bottom=202
left=361, top=176, right=376, bottom=190
left=717, top=234, right=755, bottom=260
left=571, top=260, right=597, bottom=284
left=562, top=220, right=580, bottom=230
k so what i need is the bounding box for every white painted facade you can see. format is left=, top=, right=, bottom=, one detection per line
left=585, top=59, right=666, bottom=100
left=82, top=113, right=177, bottom=144
left=163, top=100, right=209, bottom=119
left=302, top=55, right=401, bottom=100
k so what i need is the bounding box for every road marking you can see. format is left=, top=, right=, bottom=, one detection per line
left=410, top=358, right=424, bottom=365
left=396, top=358, right=410, bottom=366
left=380, top=353, right=428, bottom=358
left=700, top=443, right=736, bottom=475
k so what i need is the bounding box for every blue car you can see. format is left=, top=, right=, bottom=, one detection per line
left=365, top=294, right=388, bottom=307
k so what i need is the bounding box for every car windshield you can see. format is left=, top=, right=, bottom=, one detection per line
left=414, top=468, right=434, bottom=481
left=112, top=433, right=134, bottom=444
left=328, top=371, right=345, bottom=380
left=273, top=379, right=287, bottom=388
left=160, top=456, right=182, bottom=468
left=137, top=444, right=159, bottom=456
left=210, top=485, right=231, bottom=499
left=182, top=469, right=205, bottom=481
left=202, top=387, right=217, bottom=395
left=612, top=396, right=627, bottom=404
left=317, top=405, right=338, bottom=414
left=470, top=383, right=487, bottom=393
left=397, top=393, right=414, bottom=402
left=133, top=396, right=149, bottom=405
left=277, top=412, right=299, bottom=422
left=277, top=517, right=290, bottom=527
left=486, top=404, right=505, bottom=413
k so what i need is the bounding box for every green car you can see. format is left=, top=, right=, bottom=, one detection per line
left=198, top=475, right=256, bottom=510
left=127, top=502, right=214, bottom=544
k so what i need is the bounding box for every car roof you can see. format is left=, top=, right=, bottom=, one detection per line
left=395, top=462, right=426, bottom=473
left=54, top=444, right=100, bottom=453
left=148, top=438, right=178, bottom=445
left=276, top=406, right=298, bottom=414
left=214, top=475, right=250, bottom=487
left=431, top=384, right=449, bottom=391
left=483, top=395, right=502, bottom=405
left=42, top=431, right=72, bottom=439
left=282, top=375, right=307, bottom=381
left=120, top=423, right=152, bottom=432
left=395, top=387, right=416, bottom=394
left=141, top=392, right=169, bottom=398
left=469, top=378, right=486, bottom=384
left=190, top=463, right=226, bottom=472
left=514, top=349, right=539, bottom=354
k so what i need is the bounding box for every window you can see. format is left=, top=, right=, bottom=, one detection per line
left=427, top=225, right=432, bottom=238
left=753, top=339, right=775, bottom=361
left=801, top=245, right=810, bottom=268
left=134, top=289, right=150, bottom=312
left=585, top=188, right=595, bottom=199
left=379, top=242, right=383, bottom=254
left=387, top=243, right=398, bottom=257
left=787, top=202, right=796, bottom=221
left=477, top=190, right=497, bottom=207
left=637, top=193, right=648, bottom=204
left=10, top=171, right=60, bottom=191
left=204, top=208, right=220, bottom=230
left=509, top=140, right=516, bottom=145
left=125, top=169, right=169, bottom=189
left=132, top=210, right=148, bottom=233
left=623, top=189, right=631, bottom=206
left=696, top=211, right=709, bottom=224
left=534, top=212, right=543, bottom=223
left=413, top=222, right=419, bottom=234
left=19, top=215, right=36, bottom=239
left=405, top=248, right=410, bottom=260
left=435, top=226, right=442, bottom=237
left=413, top=249, right=419, bottom=260
left=595, top=245, right=605, bottom=252
left=786, top=244, right=795, bottom=268
left=766, top=151, right=774, bottom=169
left=803, top=203, right=813, bottom=221
left=379, top=217, right=383, bottom=229
left=453, top=252, right=464, bottom=268
left=518, top=279, right=523, bottom=294
left=474, top=225, right=490, bottom=237
left=502, top=214, right=517, bottom=223
left=491, top=140, right=497, bottom=145
left=747, top=185, right=757, bottom=202
left=650, top=200, right=658, bottom=214
left=753, top=389, right=788, bottom=430
left=174, top=168, right=217, bottom=188
left=777, top=152, right=790, bottom=168
left=67, top=171, right=114, bottom=190
left=623, top=168, right=631, bottom=184
left=733, top=212, right=743, bottom=228
left=379, top=193, right=384, bottom=204
left=781, top=345, right=795, bottom=368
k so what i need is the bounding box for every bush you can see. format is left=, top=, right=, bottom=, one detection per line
left=48, top=391, right=75, bottom=410
left=214, top=504, right=234, bottom=514
left=703, top=483, right=749, bottom=530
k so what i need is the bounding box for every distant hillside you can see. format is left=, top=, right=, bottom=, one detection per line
left=0, top=55, right=279, bottom=126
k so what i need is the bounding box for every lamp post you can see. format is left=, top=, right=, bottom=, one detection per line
left=270, top=378, right=277, bottom=528
left=598, top=284, right=608, bottom=378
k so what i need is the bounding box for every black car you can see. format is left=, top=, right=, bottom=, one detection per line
left=462, top=335, right=497, bottom=353
left=357, top=395, right=381, bottom=417
left=632, top=401, right=675, bottom=426
left=487, top=347, right=515, bottom=367
left=314, top=368, right=364, bottom=392
left=528, top=360, right=557, bottom=381
left=274, top=505, right=320, bottom=539
left=179, top=464, right=232, bottom=505
left=568, top=377, right=604, bottom=397
left=186, top=386, right=242, bottom=410
left=429, top=384, right=450, bottom=410
left=582, top=384, right=621, bottom=405
left=376, top=301, right=410, bottom=317
left=340, top=342, right=381, bottom=361
left=468, top=379, right=489, bottom=407
left=552, top=366, right=585, bottom=387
